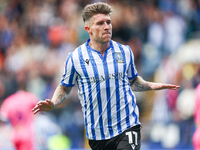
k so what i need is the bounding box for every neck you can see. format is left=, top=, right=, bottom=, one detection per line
left=89, top=39, right=110, bottom=56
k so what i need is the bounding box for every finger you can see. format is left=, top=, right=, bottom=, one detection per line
left=170, top=86, right=180, bottom=90
left=33, top=108, right=40, bottom=114
left=35, top=100, right=49, bottom=106
left=172, top=85, right=180, bottom=88
left=32, top=106, right=39, bottom=112
left=46, top=99, right=51, bottom=104
left=46, top=99, right=51, bottom=102
left=46, top=99, right=54, bottom=107
left=167, top=85, right=180, bottom=88
left=32, top=103, right=43, bottom=111
left=31, top=105, right=38, bottom=111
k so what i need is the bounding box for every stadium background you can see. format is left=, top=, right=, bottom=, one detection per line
left=0, top=0, right=200, bottom=149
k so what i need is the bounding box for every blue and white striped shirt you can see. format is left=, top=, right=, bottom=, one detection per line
left=61, top=39, right=140, bottom=140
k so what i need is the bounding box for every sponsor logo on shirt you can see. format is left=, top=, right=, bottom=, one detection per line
left=86, top=72, right=124, bottom=83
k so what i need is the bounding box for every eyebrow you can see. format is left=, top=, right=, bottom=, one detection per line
left=95, top=18, right=111, bottom=23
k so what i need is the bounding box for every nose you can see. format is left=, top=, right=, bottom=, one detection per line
left=104, top=22, right=110, bottom=30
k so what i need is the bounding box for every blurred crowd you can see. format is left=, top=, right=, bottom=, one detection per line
left=0, top=0, right=200, bottom=149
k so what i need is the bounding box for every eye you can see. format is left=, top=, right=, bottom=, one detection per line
left=107, top=20, right=111, bottom=24
left=97, top=21, right=104, bottom=25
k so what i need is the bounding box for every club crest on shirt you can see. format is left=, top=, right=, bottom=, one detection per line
left=114, top=52, right=123, bottom=63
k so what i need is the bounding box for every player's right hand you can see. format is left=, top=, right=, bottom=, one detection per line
left=31, top=99, right=55, bottom=114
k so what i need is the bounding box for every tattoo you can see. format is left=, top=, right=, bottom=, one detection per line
left=53, top=84, right=72, bottom=106
left=130, top=76, right=151, bottom=91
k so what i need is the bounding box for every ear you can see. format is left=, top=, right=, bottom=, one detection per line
left=85, top=25, right=91, bottom=34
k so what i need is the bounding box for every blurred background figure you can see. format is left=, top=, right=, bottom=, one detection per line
left=0, top=91, right=38, bottom=150
left=0, top=111, right=14, bottom=149
left=193, top=83, right=200, bottom=150
left=0, top=90, right=70, bottom=150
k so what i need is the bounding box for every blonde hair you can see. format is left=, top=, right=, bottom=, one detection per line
left=82, top=2, right=113, bottom=23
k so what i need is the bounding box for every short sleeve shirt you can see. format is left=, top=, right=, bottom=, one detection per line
left=61, top=39, right=140, bottom=140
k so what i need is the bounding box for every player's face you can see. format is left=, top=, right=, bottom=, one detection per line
left=86, top=14, right=112, bottom=43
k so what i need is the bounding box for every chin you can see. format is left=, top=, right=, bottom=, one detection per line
left=104, top=37, right=111, bottom=42
left=103, top=40, right=110, bottom=44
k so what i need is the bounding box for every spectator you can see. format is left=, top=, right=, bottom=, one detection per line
left=193, top=83, right=200, bottom=150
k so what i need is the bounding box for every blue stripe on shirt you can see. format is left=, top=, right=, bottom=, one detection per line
left=61, top=53, right=75, bottom=87
left=129, top=88, right=138, bottom=124
left=127, top=46, right=138, bottom=79
left=111, top=47, right=122, bottom=134
left=102, top=43, right=114, bottom=138
left=86, top=44, right=105, bottom=140
left=126, top=46, right=138, bottom=124
left=74, top=50, right=89, bottom=138
left=78, top=46, right=96, bottom=140
left=117, top=43, right=131, bottom=129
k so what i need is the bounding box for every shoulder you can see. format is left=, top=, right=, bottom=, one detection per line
left=112, top=40, right=132, bottom=53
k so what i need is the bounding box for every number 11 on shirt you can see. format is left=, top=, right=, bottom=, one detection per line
left=125, top=131, right=138, bottom=145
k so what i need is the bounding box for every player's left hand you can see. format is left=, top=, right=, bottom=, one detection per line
left=150, top=83, right=180, bottom=90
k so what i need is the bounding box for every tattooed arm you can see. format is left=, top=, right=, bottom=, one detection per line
left=130, top=76, right=180, bottom=91
left=51, top=84, right=72, bottom=106
left=32, top=83, right=72, bottom=114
